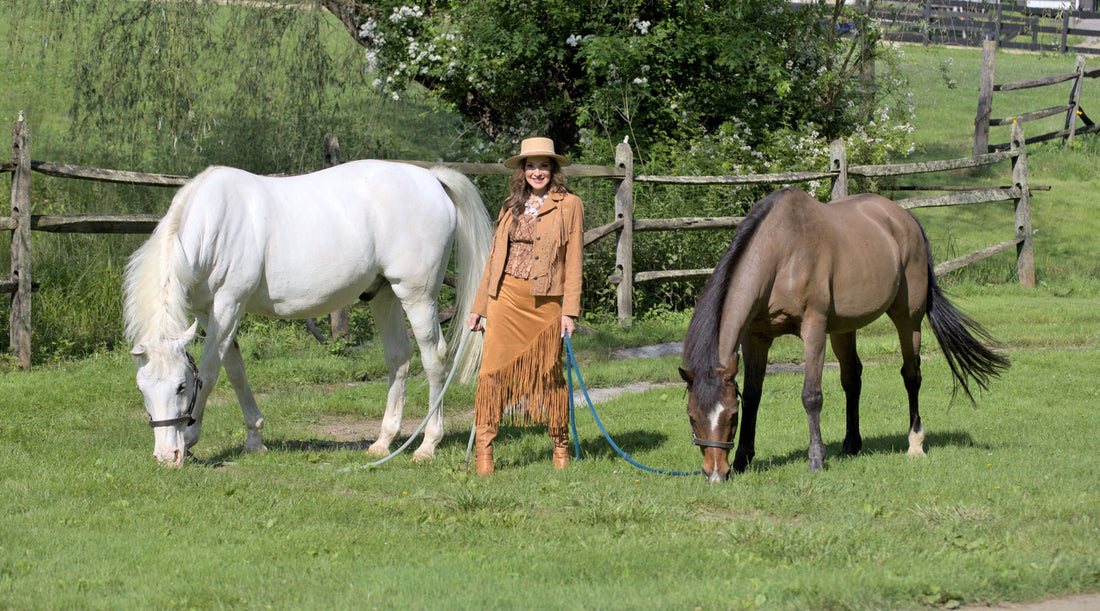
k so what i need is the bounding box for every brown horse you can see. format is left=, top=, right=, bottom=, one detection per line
left=679, top=187, right=1009, bottom=482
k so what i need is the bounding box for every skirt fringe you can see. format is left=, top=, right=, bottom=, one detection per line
left=473, top=275, right=567, bottom=432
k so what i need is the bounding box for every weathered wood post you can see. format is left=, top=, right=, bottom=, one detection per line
left=1010, top=122, right=1035, bottom=287
left=829, top=139, right=848, bottom=200
left=614, top=141, right=634, bottom=326
left=921, top=0, right=933, bottom=46
left=10, top=114, right=32, bottom=368
left=993, top=4, right=1003, bottom=46
left=974, top=39, right=996, bottom=157
left=1064, top=55, right=1086, bottom=143
left=323, top=133, right=350, bottom=340
left=1060, top=9, right=1070, bottom=54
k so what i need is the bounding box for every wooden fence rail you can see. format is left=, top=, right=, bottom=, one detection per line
left=974, top=39, right=1100, bottom=154
left=4, top=117, right=1036, bottom=368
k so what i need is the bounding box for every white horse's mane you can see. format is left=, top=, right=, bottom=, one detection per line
left=123, top=169, right=213, bottom=348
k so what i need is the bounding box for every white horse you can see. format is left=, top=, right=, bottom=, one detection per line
left=123, top=161, right=493, bottom=465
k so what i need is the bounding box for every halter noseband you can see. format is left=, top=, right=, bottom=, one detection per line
left=690, top=386, right=741, bottom=451
left=148, top=352, right=203, bottom=429
left=692, top=436, right=736, bottom=450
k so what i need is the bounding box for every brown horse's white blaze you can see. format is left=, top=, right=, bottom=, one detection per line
left=680, top=187, right=1008, bottom=480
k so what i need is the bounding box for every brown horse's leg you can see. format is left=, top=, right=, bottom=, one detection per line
left=733, top=334, right=771, bottom=473
left=829, top=331, right=863, bottom=456
left=891, top=314, right=925, bottom=456
left=801, top=320, right=828, bottom=472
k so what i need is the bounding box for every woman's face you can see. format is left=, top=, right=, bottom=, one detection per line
left=524, top=156, right=553, bottom=195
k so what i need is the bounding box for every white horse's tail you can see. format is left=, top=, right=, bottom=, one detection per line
left=431, top=167, right=493, bottom=383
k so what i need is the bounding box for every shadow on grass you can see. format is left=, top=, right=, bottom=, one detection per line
left=194, top=426, right=983, bottom=472
left=196, top=426, right=488, bottom=466
left=744, top=428, right=983, bottom=473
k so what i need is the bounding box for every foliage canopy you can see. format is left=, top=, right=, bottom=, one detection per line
left=320, top=0, right=888, bottom=155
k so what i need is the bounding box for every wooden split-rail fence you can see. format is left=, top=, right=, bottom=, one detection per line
left=4, top=116, right=1037, bottom=368
left=974, top=39, right=1100, bottom=154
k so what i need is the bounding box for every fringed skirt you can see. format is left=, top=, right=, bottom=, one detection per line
left=474, top=273, right=568, bottom=433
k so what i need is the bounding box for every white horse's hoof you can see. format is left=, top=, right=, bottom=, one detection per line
left=366, top=442, right=390, bottom=457
left=412, top=448, right=434, bottom=462
left=243, top=441, right=268, bottom=454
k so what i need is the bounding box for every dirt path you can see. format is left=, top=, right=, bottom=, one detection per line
left=964, top=594, right=1100, bottom=611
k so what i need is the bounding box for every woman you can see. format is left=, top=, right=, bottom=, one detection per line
left=466, top=137, right=584, bottom=476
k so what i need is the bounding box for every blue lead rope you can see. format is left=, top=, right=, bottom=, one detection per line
left=564, top=334, right=700, bottom=477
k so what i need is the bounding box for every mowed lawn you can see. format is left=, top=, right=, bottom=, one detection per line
left=1, top=289, right=1098, bottom=609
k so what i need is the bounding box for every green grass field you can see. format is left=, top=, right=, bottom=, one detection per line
left=3, top=34, right=1100, bottom=611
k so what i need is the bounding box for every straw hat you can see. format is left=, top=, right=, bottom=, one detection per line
left=503, top=137, right=572, bottom=169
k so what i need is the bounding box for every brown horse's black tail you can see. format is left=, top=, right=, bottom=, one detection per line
left=924, top=242, right=1011, bottom=401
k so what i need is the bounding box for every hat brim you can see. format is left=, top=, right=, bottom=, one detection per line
left=503, top=152, right=572, bottom=169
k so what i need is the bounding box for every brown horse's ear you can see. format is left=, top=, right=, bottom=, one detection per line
left=717, top=357, right=739, bottom=384
left=678, top=367, right=694, bottom=386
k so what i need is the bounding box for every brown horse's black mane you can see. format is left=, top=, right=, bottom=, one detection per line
left=682, top=189, right=785, bottom=404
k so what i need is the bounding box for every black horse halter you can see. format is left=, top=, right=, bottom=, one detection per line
left=692, top=436, right=736, bottom=450
left=148, top=352, right=203, bottom=429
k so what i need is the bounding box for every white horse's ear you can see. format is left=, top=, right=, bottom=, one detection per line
left=172, top=321, right=199, bottom=351
left=131, top=344, right=147, bottom=358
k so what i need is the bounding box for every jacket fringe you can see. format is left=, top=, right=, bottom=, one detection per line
left=474, top=320, right=568, bottom=432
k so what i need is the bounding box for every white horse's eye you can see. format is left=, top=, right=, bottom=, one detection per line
left=176, top=383, right=187, bottom=395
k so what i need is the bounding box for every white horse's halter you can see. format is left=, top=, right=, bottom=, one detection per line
left=147, top=352, right=203, bottom=429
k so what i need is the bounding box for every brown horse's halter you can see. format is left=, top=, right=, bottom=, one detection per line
left=692, top=436, right=736, bottom=450
left=690, top=383, right=741, bottom=450
left=147, top=352, right=203, bottom=429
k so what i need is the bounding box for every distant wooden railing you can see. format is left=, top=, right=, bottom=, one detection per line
left=974, top=39, right=1100, bottom=154
left=4, top=116, right=1037, bottom=367
left=872, top=0, right=1100, bottom=55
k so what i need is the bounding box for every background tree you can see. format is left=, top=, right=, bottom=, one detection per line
left=318, top=0, right=892, bottom=158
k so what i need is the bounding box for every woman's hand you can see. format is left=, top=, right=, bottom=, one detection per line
left=561, top=315, right=575, bottom=338
left=467, top=313, right=484, bottom=332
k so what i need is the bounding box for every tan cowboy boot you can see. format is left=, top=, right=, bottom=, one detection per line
left=475, top=422, right=498, bottom=476
left=551, top=430, right=569, bottom=470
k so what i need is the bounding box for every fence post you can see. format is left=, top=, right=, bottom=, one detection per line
left=921, top=0, right=932, bottom=46
left=10, top=114, right=32, bottom=368
left=614, top=141, right=634, bottom=326
left=323, top=133, right=350, bottom=340
left=1064, top=55, right=1086, bottom=142
left=974, top=39, right=996, bottom=157
left=1010, top=122, right=1035, bottom=287
left=993, top=3, right=1003, bottom=46
left=829, top=140, right=848, bottom=200
left=1060, top=9, right=1070, bottom=54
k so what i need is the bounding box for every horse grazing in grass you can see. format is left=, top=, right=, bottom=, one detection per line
left=124, top=161, right=493, bottom=465
left=680, top=187, right=1009, bottom=482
